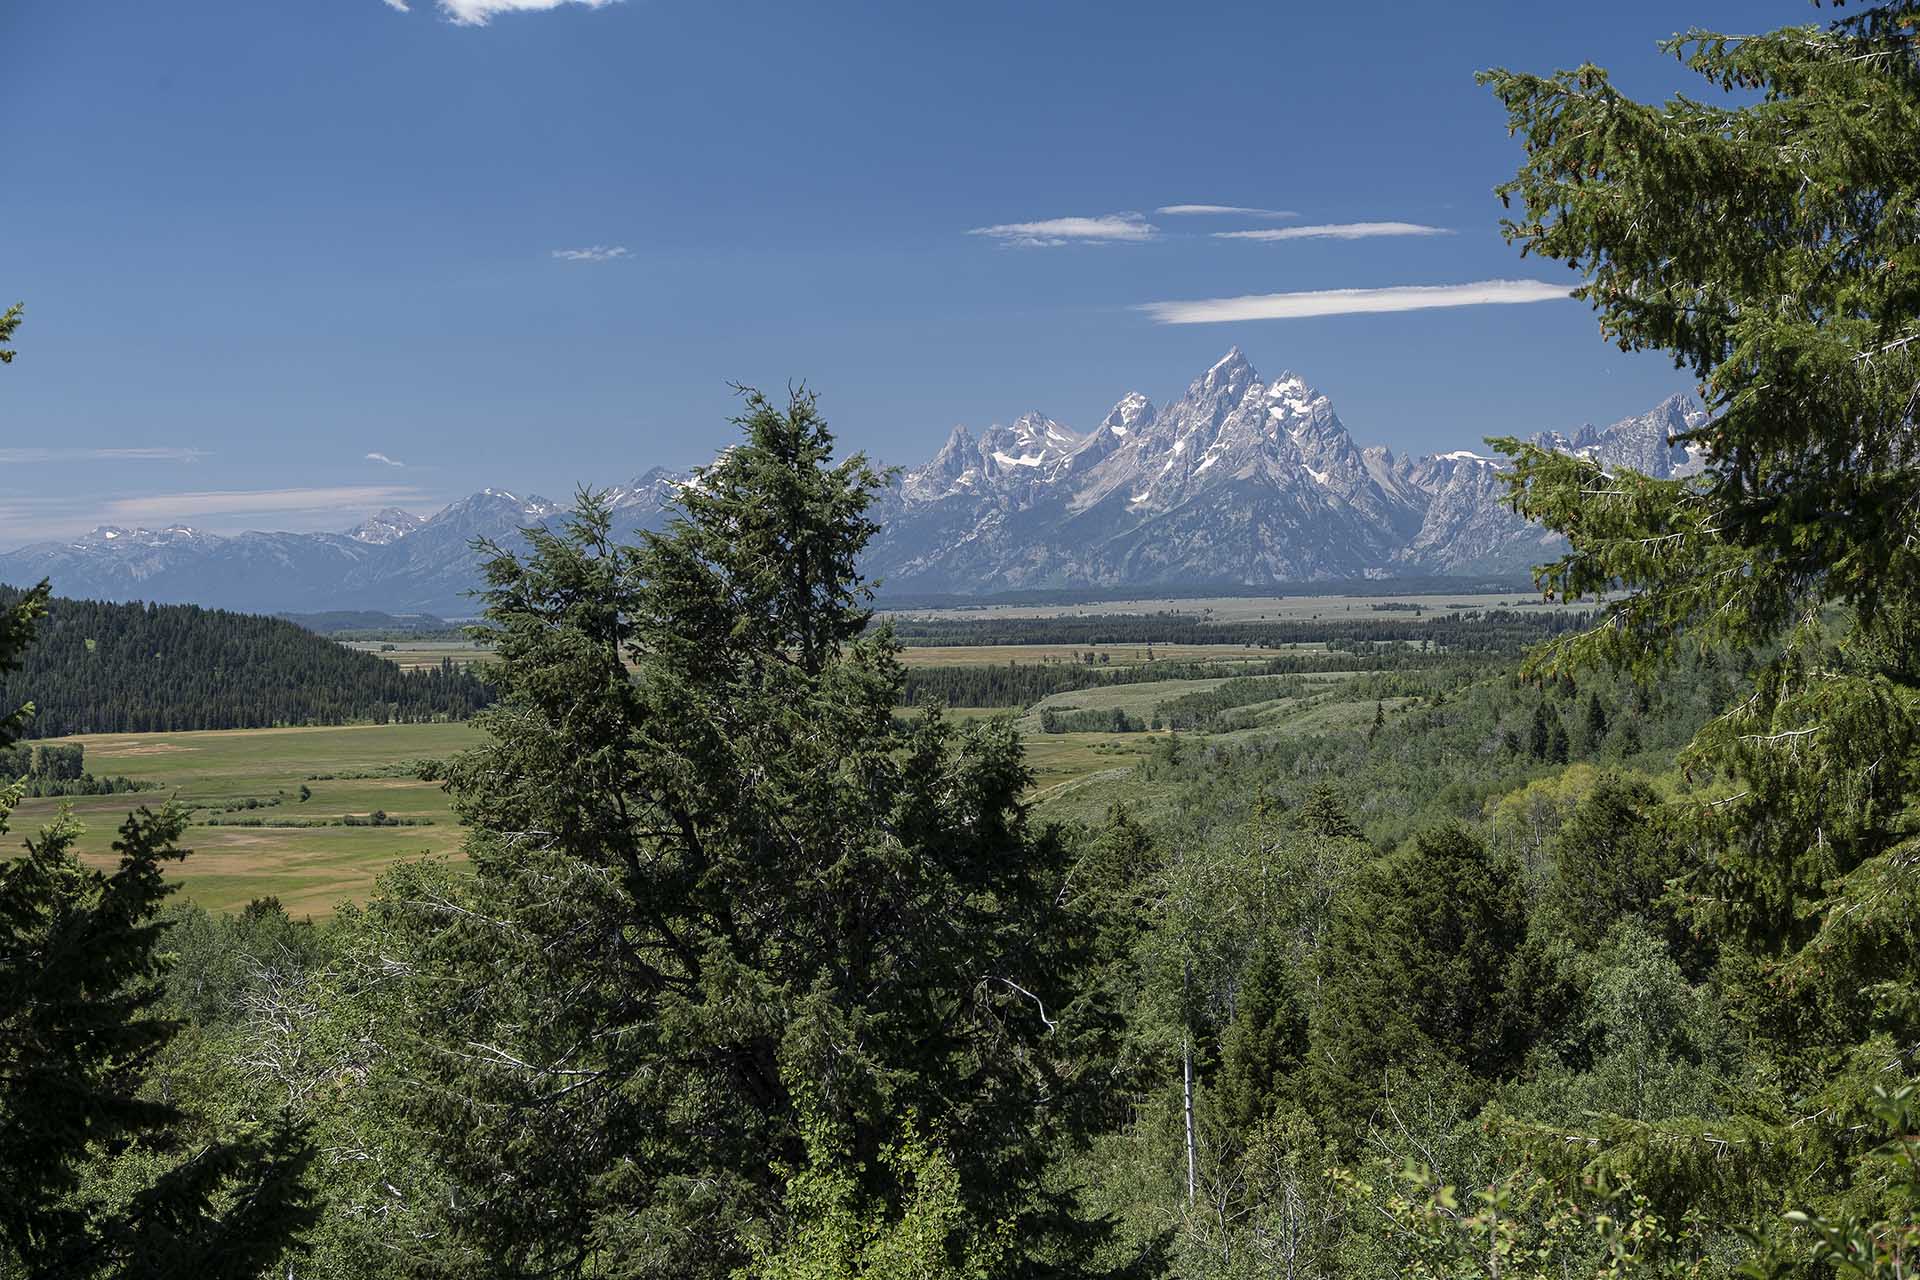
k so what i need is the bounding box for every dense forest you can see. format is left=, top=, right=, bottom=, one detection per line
left=0, top=590, right=492, bottom=735
left=3, top=5, right=1919, bottom=1277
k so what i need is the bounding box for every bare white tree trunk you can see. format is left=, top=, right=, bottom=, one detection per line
left=1182, top=958, right=1197, bottom=1207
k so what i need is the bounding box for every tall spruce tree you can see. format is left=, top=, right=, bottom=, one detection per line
left=389, top=388, right=1104, bottom=1277
left=1306, top=825, right=1528, bottom=1155
left=1481, top=0, right=1920, bottom=1245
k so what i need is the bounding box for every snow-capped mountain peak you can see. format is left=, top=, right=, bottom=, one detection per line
left=1099, top=392, right=1155, bottom=438
left=981, top=412, right=1083, bottom=466
left=347, top=508, right=428, bottom=545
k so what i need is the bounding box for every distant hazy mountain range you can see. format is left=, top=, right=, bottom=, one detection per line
left=0, top=349, right=1708, bottom=615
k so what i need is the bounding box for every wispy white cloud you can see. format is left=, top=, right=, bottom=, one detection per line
left=967, top=213, right=1156, bottom=248
left=1157, top=204, right=1297, bottom=219
left=380, top=0, right=621, bottom=23
left=1138, top=279, right=1571, bottom=325
left=1214, top=221, right=1452, bottom=242
left=551, top=245, right=631, bottom=262
left=101, top=486, right=434, bottom=525
left=437, top=0, right=619, bottom=25
left=365, top=452, right=406, bottom=468
left=0, top=447, right=207, bottom=464
left=0, top=485, right=439, bottom=546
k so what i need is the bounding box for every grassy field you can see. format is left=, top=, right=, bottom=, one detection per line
left=341, top=639, right=494, bottom=672
left=9, top=713, right=1175, bottom=914
left=25, top=592, right=1435, bottom=915
left=347, top=638, right=1310, bottom=672
left=9, top=722, right=483, bottom=918
left=882, top=590, right=1576, bottom=624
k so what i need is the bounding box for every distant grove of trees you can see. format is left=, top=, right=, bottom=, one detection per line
left=0, top=741, right=154, bottom=797
left=0, top=589, right=492, bottom=735
left=900, top=652, right=1384, bottom=710
left=1, top=742, right=82, bottom=780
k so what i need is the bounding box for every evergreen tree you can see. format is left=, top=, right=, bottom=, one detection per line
left=0, top=810, right=317, bottom=1278
left=1482, top=0, right=1920, bottom=1243
left=1538, top=772, right=1691, bottom=957
left=1545, top=718, right=1570, bottom=765
left=1527, top=702, right=1552, bottom=760
left=1215, top=939, right=1307, bottom=1132
left=1579, top=691, right=1609, bottom=755
left=1295, top=782, right=1363, bottom=841
left=388, top=389, right=1102, bottom=1277
left=1307, top=825, right=1527, bottom=1151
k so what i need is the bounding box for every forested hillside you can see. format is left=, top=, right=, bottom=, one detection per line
left=0, top=589, right=491, bottom=735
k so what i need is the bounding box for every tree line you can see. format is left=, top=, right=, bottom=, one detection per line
left=901, top=648, right=1445, bottom=710
left=890, top=607, right=1599, bottom=653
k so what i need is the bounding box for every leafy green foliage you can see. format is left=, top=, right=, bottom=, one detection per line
left=742, top=1103, right=1011, bottom=1280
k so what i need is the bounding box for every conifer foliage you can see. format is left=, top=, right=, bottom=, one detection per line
left=387, top=389, right=1098, bottom=1277
left=0, top=591, right=491, bottom=735
left=1480, top=0, right=1920, bottom=1257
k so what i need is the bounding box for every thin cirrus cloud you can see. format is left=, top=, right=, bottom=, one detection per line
left=103, top=486, right=433, bottom=524
left=0, top=485, right=439, bottom=544
left=552, top=245, right=631, bottom=262
left=0, top=447, right=207, bottom=464
left=1157, top=204, right=1298, bottom=219
left=966, top=213, right=1157, bottom=247
left=365, top=452, right=406, bottom=468
left=382, top=0, right=623, bottom=25
left=1138, top=279, right=1571, bottom=325
left=1215, top=221, right=1452, bottom=242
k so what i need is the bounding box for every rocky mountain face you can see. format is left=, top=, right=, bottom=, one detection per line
left=867, top=352, right=1706, bottom=592
left=0, top=352, right=1710, bottom=614
left=346, top=508, right=428, bottom=545
left=1525, top=395, right=1710, bottom=479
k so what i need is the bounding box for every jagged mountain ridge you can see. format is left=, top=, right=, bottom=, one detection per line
left=869, top=348, right=1704, bottom=590
left=0, top=351, right=1708, bottom=613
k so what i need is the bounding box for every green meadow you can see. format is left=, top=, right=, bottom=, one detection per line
left=9, top=722, right=483, bottom=918
left=6, top=643, right=1414, bottom=915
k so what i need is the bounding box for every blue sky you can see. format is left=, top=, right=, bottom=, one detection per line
left=0, top=0, right=1815, bottom=543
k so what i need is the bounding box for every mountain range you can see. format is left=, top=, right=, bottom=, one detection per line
left=0, top=349, right=1708, bottom=615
